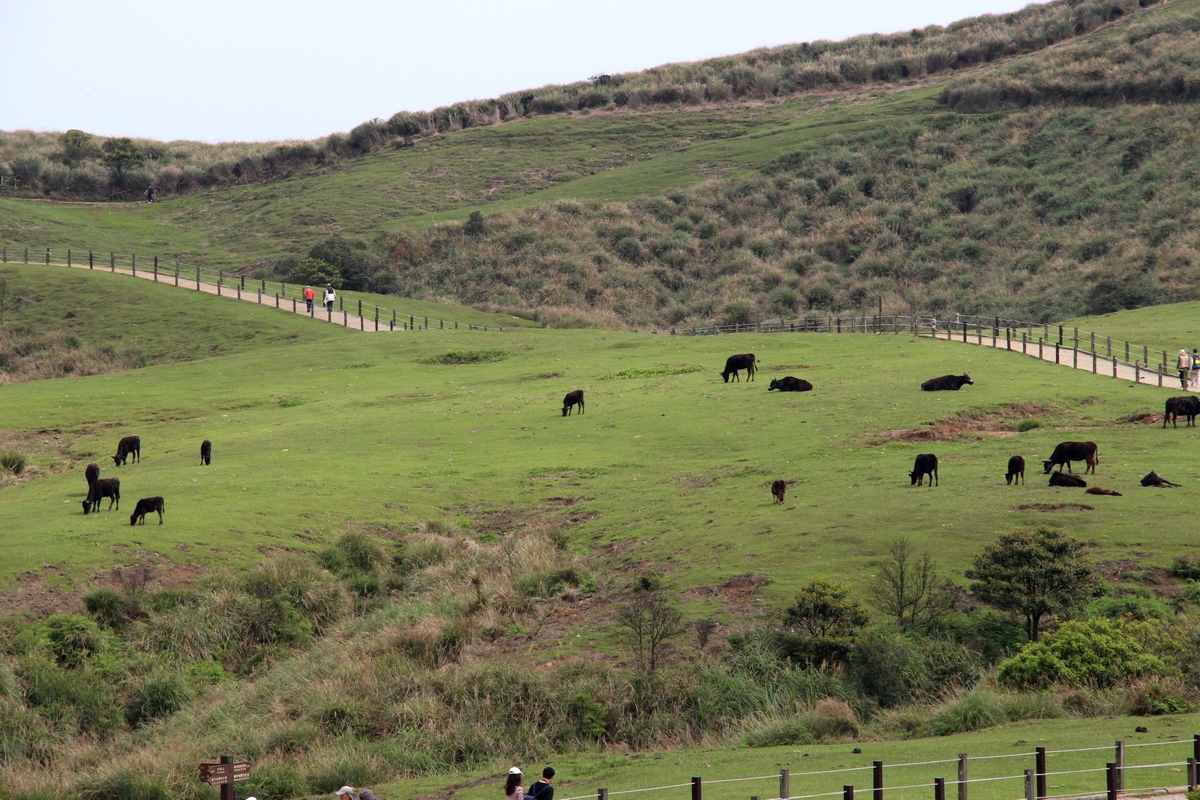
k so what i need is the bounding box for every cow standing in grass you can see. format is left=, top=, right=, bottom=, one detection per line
left=130, top=497, right=165, bottom=525
left=83, top=478, right=120, bottom=513
left=771, top=479, right=787, bottom=504
left=721, top=354, right=756, bottom=383
left=1164, top=396, right=1200, bottom=428
left=200, top=440, right=212, bottom=465
left=1005, top=456, right=1025, bottom=485
left=85, top=462, right=100, bottom=486
left=909, top=454, right=938, bottom=487
left=112, top=435, right=140, bottom=466
left=1043, top=441, right=1098, bottom=474
left=562, top=390, right=585, bottom=416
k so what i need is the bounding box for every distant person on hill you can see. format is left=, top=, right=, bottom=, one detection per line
left=527, top=768, right=555, bottom=800
left=324, top=284, right=336, bottom=313
left=303, top=285, right=315, bottom=313
left=1192, top=349, right=1199, bottom=389
left=505, top=768, right=524, bottom=800
left=1178, top=350, right=1191, bottom=389
left=146, top=185, right=155, bottom=203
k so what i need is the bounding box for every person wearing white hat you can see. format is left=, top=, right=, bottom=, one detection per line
left=1178, top=349, right=1191, bottom=389
left=336, top=786, right=356, bottom=799
left=505, top=767, right=524, bottom=800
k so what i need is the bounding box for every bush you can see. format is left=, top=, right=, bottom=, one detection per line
left=0, top=451, right=26, bottom=475
left=241, top=764, right=307, bottom=800
left=83, top=589, right=139, bottom=631
left=744, top=716, right=815, bottom=747
left=928, top=690, right=1006, bottom=735
left=998, top=618, right=1164, bottom=688
left=1016, top=419, right=1040, bottom=432
left=285, top=256, right=341, bottom=290
left=124, top=673, right=191, bottom=727
left=41, top=614, right=105, bottom=668
left=721, top=302, right=753, bottom=326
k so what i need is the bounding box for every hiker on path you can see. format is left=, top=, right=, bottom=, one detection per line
left=146, top=185, right=155, bottom=203
left=1192, top=349, right=1200, bottom=389
left=505, top=768, right=524, bottom=800
left=1178, top=349, right=1190, bottom=389
left=527, top=768, right=555, bottom=800
left=324, top=284, right=336, bottom=313
left=303, top=285, right=315, bottom=313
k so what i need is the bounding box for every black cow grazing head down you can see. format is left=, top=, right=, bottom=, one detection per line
left=1164, top=396, right=1200, bottom=428
left=1049, top=471, right=1087, bottom=488
left=771, top=479, right=786, bottom=504
left=562, top=390, right=585, bottom=416
left=921, top=374, right=973, bottom=391
left=82, top=477, right=120, bottom=514
left=84, top=462, right=100, bottom=486
left=909, top=453, right=938, bottom=487
left=1005, top=456, right=1025, bottom=485
left=768, top=376, right=813, bottom=392
left=200, top=439, right=212, bottom=466
left=130, top=497, right=165, bottom=526
left=721, top=354, right=757, bottom=383
left=1042, top=441, right=1099, bottom=475
left=112, top=435, right=140, bottom=467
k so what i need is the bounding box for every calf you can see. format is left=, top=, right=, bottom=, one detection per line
left=1141, top=471, right=1181, bottom=487
left=1042, top=441, right=1098, bottom=474
left=200, top=439, right=212, bottom=465
left=112, top=435, right=140, bottom=467
left=1164, top=396, right=1200, bottom=428
left=1086, top=487, right=1122, bottom=496
left=1005, top=455, right=1025, bottom=485
left=768, top=376, right=813, bottom=392
left=1048, top=472, right=1087, bottom=488
left=562, top=390, right=585, bottom=416
left=921, top=374, right=973, bottom=391
left=771, top=479, right=786, bottom=504
left=130, top=497, right=165, bottom=526
left=721, top=354, right=757, bottom=383
left=909, top=453, right=938, bottom=487
left=82, top=477, right=120, bottom=514
left=84, top=462, right=100, bottom=486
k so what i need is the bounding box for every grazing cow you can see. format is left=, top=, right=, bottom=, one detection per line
left=130, top=497, right=165, bottom=526
left=921, top=374, right=973, bottom=391
left=200, top=439, right=212, bottom=465
left=1141, top=471, right=1181, bottom=487
left=1086, top=487, right=1122, bottom=496
left=768, top=376, right=813, bottom=392
left=1042, top=441, right=1099, bottom=474
left=721, top=354, right=757, bottom=383
left=909, top=454, right=938, bottom=487
left=1048, top=472, right=1087, bottom=488
left=82, top=477, right=120, bottom=514
left=1163, top=396, right=1200, bottom=428
left=771, top=479, right=787, bottom=504
left=562, top=390, right=585, bottom=416
left=1005, top=456, right=1025, bottom=485
left=112, top=435, right=140, bottom=467
left=84, top=462, right=100, bottom=486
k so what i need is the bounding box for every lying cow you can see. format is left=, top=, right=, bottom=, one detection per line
left=721, top=354, right=756, bottom=383
left=910, top=453, right=938, bottom=487
left=768, top=376, right=813, bottom=392
left=1042, top=441, right=1098, bottom=474
left=1141, top=471, right=1181, bottom=487
left=1048, top=472, right=1087, bottom=488
left=921, top=374, right=973, bottom=391
left=771, top=479, right=786, bottom=504
left=112, top=435, right=140, bottom=467
left=85, top=462, right=100, bottom=486
left=200, top=439, right=212, bottom=465
left=1164, top=396, right=1200, bottom=428
left=1086, top=487, right=1122, bottom=496
left=130, top=497, right=165, bottom=526
left=562, top=390, right=585, bottom=416
left=1005, top=455, right=1025, bottom=485
left=83, top=477, right=120, bottom=514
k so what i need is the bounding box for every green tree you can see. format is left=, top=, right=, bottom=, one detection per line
left=464, top=210, right=486, bottom=237
left=965, top=526, right=1102, bottom=641
left=786, top=579, right=869, bottom=638
left=285, top=256, right=341, bottom=289
left=101, top=137, right=145, bottom=184
left=57, top=130, right=101, bottom=171
left=997, top=617, right=1164, bottom=688
left=308, top=236, right=374, bottom=290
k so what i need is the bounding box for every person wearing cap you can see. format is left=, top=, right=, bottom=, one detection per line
left=527, top=767, right=555, bottom=800
left=336, top=786, right=355, bottom=799
left=1178, top=349, right=1191, bottom=389
left=505, top=767, right=524, bottom=800
left=303, top=284, right=315, bottom=313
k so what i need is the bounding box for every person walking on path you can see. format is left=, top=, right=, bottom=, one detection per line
left=1178, top=349, right=1191, bottom=389
left=527, top=768, right=555, bottom=800
left=324, top=284, right=336, bottom=313
left=1191, top=349, right=1200, bottom=390
left=146, top=185, right=156, bottom=203
left=505, top=768, right=524, bottom=800
left=303, top=285, right=315, bottom=313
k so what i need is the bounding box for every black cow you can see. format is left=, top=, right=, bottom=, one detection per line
left=771, top=479, right=786, bottom=504
left=1164, top=396, right=1200, bottom=428
left=768, top=376, right=813, bottom=392
left=562, top=390, right=585, bottom=416
left=112, top=435, right=140, bottom=467
left=909, top=454, right=938, bottom=487
left=82, top=477, right=120, bottom=514
left=84, top=462, right=100, bottom=486
left=130, top=497, right=165, bottom=526
left=1042, top=441, right=1099, bottom=474
left=1049, top=472, right=1087, bottom=488
left=921, top=374, right=973, bottom=391
left=200, top=439, right=212, bottom=465
left=1141, top=471, right=1181, bottom=487
left=1005, top=456, right=1025, bottom=485
left=721, top=354, right=757, bottom=383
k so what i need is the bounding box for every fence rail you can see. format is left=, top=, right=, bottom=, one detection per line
left=554, top=736, right=1200, bottom=800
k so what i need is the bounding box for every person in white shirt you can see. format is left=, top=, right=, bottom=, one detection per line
left=324, top=284, right=336, bottom=313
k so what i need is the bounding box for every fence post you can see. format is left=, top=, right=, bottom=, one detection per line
left=1106, top=763, right=1117, bottom=800
left=45, top=248, right=50, bottom=265
left=24, top=247, right=29, bottom=264
left=240, top=275, right=245, bottom=291
left=68, top=249, right=71, bottom=266
left=1194, top=733, right=1200, bottom=765
left=1115, top=741, right=1124, bottom=791
left=1091, top=331, right=1096, bottom=354
left=692, top=777, right=702, bottom=800
left=837, top=317, right=842, bottom=333
left=358, top=299, right=362, bottom=317
left=1058, top=325, right=1064, bottom=345
left=1144, top=346, right=1149, bottom=365
left=131, top=253, right=135, bottom=273
left=1023, top=771, right=1034, bottom=800
left=1135, top=363, right=1140, bottom=384
left=1055, top=343, right=1060, bottom=364
left=1113, top=357, right=1117, bottom=378
left=599, top=789, right=608, bottom=800
left=1188, top=758, right=1197, bottom=792
left=375, top=306, right=379, bottom=331
left=957, top=754, right=968, bottom=800
left=282, top=282, right=286, bottom=296
left=393, top=310, right=397, bottom=328
left=1073, top=345, right=1077, bottom=369
left=343, top=310, right=348, bottom=326
left=1093, top=352, right=1097, bottom=373
left=2, top=247, right=6, bottom=263
left=780, top=769, right=790, bottom=800
left=1107, top=336, right=1112, bottom=357
left=425, top=316, right=429, bottom=328
left=339, top=296, right=343, bottom=312
left=175, top=262, right=179, bottom=285
left=410, top=315, right=415, bottom=329
left=1125, top=341, right=1130, bottom=362
left=935, top=778, right=945, bottom=800
left=844, top=787, right=853, bottom=800
left=275, top=293, right=279, bottom=308
left=111, top=252, right=115, bottom=271
left=1035, top=747, right=1046, bottom=800
left=1006, top=328, right=1011, bottom=350
left=153, top=255, right=158, bottom=281
left=90, top=250, right=94, bottom=269
left=1022, top=332, right=1027, bottom=354
left=873, top=762, right=883, bottom=800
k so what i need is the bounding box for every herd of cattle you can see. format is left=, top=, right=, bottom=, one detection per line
left=80, top=436, right=213, bottom=524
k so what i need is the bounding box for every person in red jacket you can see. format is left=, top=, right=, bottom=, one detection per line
left=303, top=285, right=315, bottom=313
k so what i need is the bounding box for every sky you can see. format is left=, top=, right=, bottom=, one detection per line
left=0, top=0, right=1034, bottom=143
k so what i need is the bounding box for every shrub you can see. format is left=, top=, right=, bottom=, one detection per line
left=124, top=673, right=191, bottom=728
left=1016, top=419, right=1040, bottom=432
left=744, top=716, right=815, bottom=747
left=998, top=618, right=1164, bottom=689
left=83, top=589, right=136, bottom=631
left=928, top=690, right=1006, bottom=735
left=809, top=697, right=858, bottom=738
left=41, top=614, right=105, bottom=668
left=241, top=764, right=307, bottom=800
left=721, top=302, right=753, bottom=326
left=419, top=349, right=511, bottom=365
left=0, top=451, right=26, bottom=475
left=285, top=256, right=341, bottom=289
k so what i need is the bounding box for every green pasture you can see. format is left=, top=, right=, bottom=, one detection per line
left=2, top=270, right=1198, bottom=623
left=388, top=714, right=1200, bottom=800
left=1062, top=303, right=1200, bottom=366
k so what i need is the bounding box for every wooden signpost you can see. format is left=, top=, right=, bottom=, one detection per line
left=200, top=755, right=251, bottom=800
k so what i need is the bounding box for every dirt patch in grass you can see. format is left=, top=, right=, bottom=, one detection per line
left=762, top=364, right=811, bottom=371
left=1012, top=503, right=1095, bottom=512
left=0, top=572, right=85, bottom=620
left=1099, top=559, right=1144, bottom=582
left=874, top=402, right=1053, bottom=443
left=683, top=573, right=769, bottom=618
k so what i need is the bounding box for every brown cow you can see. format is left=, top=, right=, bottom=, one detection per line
left=562, top=390, right=585, bottom=416
left=1048, top=472, right=1087, bottom=488
left=1042, top=441, right=1098, bottom=475
left=130, top=497, right=165, bottom=525
left=83, top=477, right=120, bottom=513
left=771, top=479, right=786, bottom=504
